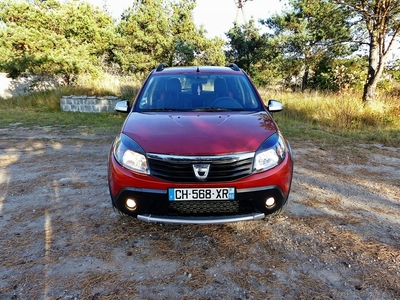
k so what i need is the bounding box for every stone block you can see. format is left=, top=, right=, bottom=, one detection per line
left=60, top=95, right=121, bottom=113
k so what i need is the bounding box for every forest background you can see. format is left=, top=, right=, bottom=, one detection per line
left=0, top=0, right=399, bottom=105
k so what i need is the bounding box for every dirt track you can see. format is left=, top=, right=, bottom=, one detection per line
left=0, top=126, right=399, bottom=299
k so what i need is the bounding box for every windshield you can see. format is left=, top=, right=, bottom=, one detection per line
left=134, top=73, right=263, bottom=111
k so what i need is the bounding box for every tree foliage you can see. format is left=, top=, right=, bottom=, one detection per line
left=0, top=0, right=398, bottom=99
left=225, top=19, right=279, bottom=85
left=333, top=0, right=400, bottom=102
left=0, top=0, right=117, bottom=83
left=0, top=0, right=225, bottom=83
left=262, top=0, right=354, bottom=90
left=116, top=0, right=225, bottom=75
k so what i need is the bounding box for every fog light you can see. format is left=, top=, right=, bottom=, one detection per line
left=126, top=198, right=137, bottom=211
left=265, top=197, right=276, bottom=208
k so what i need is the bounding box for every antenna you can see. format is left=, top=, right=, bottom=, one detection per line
left=234, top=0, right=253, bottom=24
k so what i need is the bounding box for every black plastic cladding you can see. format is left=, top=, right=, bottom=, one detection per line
left=113, top=186, right=286, bottom=217
left=227, top=63, right=241, bottom=71
left=156, top=63, right=168, bottom=72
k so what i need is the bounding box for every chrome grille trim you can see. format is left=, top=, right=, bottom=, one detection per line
left=147, top=152, right=255, bottom=182
left=147, top=152, right=254, bottom=162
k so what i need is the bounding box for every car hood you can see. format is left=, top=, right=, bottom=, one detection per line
left=122, top=111, right=278, bottom=155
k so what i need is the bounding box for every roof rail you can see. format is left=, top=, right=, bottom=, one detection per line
left=156, top=63, right=168, bottom=72
left=227, top=63, right=240, bottom=71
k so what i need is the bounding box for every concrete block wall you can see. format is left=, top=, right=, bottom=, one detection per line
left=60, top=95, right=121, bottom=113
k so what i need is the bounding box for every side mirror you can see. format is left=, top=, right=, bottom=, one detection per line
left=267, top=99, right=283, bottom=112
left=115, top=100, right=130, bottom=113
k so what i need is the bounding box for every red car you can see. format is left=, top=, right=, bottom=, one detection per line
left=108, top=64, right=293, bottom=224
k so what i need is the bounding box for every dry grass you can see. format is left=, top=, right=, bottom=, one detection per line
left=2, top=197, right=399, bottom=299
left=260, top=89, right=400, bottom=130
left=257, top=89, right=400, bottom=149
left=75, top=73, right=142, bottom=100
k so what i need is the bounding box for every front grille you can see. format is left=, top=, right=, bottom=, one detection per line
left=169, top=200, right=239, bottom=215
left=147, top=153, right=254, bottom=182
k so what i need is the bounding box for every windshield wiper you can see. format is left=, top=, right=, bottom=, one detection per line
left=194, top=107, right=245, bottom=112
left=193, top=107, right=231, bottom=111
left=142, top=108, right=182, bottom=112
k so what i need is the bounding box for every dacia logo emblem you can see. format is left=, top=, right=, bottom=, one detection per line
left=192, top=164, right=210, bottom=180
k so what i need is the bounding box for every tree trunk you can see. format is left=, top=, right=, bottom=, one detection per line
left=362, top=36, right=379, bottom=103
left=362, top=79, right=378, bottom=103
left=301, top=65, right=309, bottom=91
left=362, top=30, right=388, bottom=103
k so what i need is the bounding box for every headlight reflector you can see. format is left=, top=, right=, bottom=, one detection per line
left=254, top=133, right=286, bottom=172
left=113, top=134, right=149, bottom=174
left=254, top=149, right=280, bottom=171
left=122, top=150, right=148, bottom=172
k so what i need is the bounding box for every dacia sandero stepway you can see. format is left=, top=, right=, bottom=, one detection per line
left=108, top=63, right=293, bottom=224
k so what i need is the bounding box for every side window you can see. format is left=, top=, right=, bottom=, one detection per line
left=138, top=77, right=169, bottom=109
left=237, top=77, right=260, bottom=109
left=137, top=78, right=154, bottom=109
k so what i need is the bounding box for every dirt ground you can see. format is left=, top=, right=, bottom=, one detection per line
left=0, top=126, right=399, bottom=300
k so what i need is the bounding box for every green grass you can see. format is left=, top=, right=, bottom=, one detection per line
left=0, top=74, right=142, bottom=134
left=1, top=86, right=399, bottom=146
left=0, top=86, right=129, bottom=135
left=0, top=109, right=126, bottom=135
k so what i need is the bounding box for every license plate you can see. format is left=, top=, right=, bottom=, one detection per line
left=168, top=188, right=235, bottom=201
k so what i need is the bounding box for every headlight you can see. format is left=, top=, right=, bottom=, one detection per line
left=113, top=133, right=149, bottom=174
left=254, top=133, right=286, bottom=172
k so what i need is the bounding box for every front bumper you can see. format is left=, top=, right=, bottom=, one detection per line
left=108, top=148, right=293, bottom=224
left=137, top=213, right=265, bottom=224
left=110, top=184, right=288, bottom=224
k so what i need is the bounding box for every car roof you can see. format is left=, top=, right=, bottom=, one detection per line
left=152, top=64, right=244, bottom=76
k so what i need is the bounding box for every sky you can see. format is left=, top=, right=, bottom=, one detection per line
left=85, top=0, right=284, bottom=39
